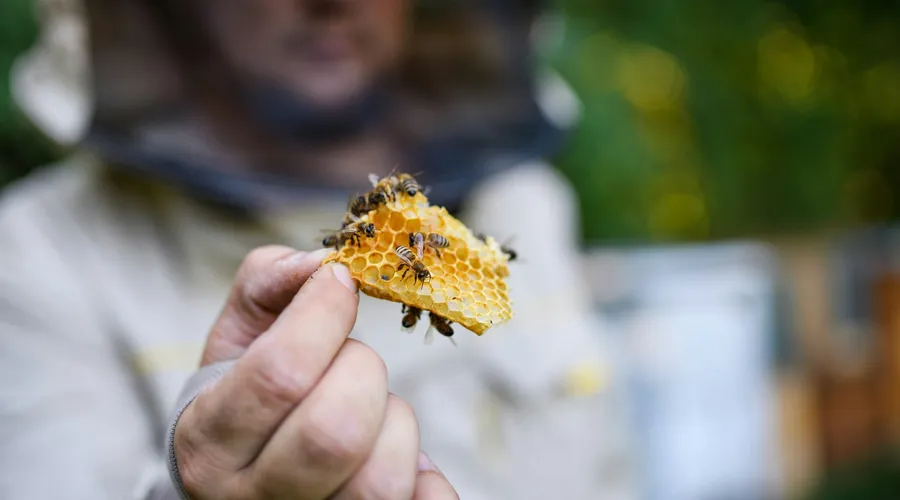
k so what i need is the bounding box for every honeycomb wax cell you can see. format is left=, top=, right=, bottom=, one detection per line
left=322, top=174, right=513, bottom=336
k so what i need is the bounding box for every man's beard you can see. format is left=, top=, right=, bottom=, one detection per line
left=238, top=77, right=393, bottom=145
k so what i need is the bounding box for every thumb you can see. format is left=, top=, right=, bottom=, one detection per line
left=414, top=452, right=460, bottom=500
left=200, top=246, right=334, bottom=366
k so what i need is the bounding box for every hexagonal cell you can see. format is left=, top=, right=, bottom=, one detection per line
left=434, top=303, right=451, bottom=317
left=385, top=252, right=401, bottom=266
left=470, top=258, right=482, bottom=270
left=473, top=291, right=486, bottom=303
left=416, top=294, right=434, bottom=309
left=456, top=262, right=470, bottom=273
left=350, top=256, right=368, bottom=273
left=371, top=210, right=390, bottom=227
left=379, top=263, right=395, bottom=277
left=444, top=285, right=460, bottom=299
left=389, top=211, right=407, bottom=232
left=376, top=238, right=392, bottom=253
left=362, top=266, right=380, bottom=285
left=441, top=252, right=457, bottom=265
left=447, top=300, right=461, bottom=312
left=368, top=252, right=384, bottom=264
left=455, top=247, right=469, bottom=260
left=467, top=270, right=481, bottom=282
left=402, top=218, right=422, bottom=233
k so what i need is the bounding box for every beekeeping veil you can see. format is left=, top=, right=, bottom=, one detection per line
left=11, top=0, right=580, bottom=210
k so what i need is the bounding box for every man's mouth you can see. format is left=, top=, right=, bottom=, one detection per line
left=285, top=25, right=356, bottom=63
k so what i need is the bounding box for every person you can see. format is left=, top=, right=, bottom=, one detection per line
left=1, top=0, right=639, bottom=499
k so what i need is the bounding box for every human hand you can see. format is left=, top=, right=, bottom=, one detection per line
left=173, top=246, right=459, bottom=499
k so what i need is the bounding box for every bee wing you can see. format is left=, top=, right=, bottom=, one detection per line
left=423, top=326, right=436, bottom=345
left=368, top=173, right=381, bottom=187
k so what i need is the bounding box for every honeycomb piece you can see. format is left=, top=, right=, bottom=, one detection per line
left=323, top=175, right=513, bottom=335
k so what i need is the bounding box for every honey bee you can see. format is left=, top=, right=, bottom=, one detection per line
left=475, top=232, right=518, bottom=262
left=347, top=194, right=370, bottom=218
left=368, top=166, right=400, bottom=203
left=400, top=304, right=423, bottom=332
left=425, top=233, right=450, bottom=258
left=341, top=215, right=378, bottom=246
left=408, top=231, right=426, bottom=259
left=367, top=188, right=390, bottom=208
left=408, top=232, right=450, bottom=259
left=395, top=245, right=431, bottom=287
left=424, top=312, right=457, bottom=346
left=397, top=173, right=422, bottom=197
left=501, top=245, right=517, bottom=262
left=321, top=233, right=341, bottom=249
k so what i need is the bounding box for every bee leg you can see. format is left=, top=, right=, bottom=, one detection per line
left=435, top=248, right=442, bottom=259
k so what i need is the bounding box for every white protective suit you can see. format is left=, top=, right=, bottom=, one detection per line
left=1, top=0, right=639, bottom=498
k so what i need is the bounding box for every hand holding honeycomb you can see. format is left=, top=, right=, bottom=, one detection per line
left=322, top=173, right=514, bottom=344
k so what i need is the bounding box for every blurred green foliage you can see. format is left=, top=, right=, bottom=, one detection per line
left=548, top=0, right=900, bottom=244
left=804, top=448, right=900, bottom=500
left=0, top=0, right=59, bottom=187
left=1, top=0, right=899, bottom=244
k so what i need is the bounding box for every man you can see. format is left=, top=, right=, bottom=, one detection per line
left=1, top=0, right=638, bottom=499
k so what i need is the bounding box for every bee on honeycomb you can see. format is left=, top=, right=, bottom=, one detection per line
left=322, top=172, right=514, bottom=343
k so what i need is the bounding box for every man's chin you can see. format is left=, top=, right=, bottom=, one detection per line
left=238, top=75, right=390, bottom=143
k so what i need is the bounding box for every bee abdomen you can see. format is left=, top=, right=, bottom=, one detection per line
left=395, top=245, right=417, bottom=261
left=426, top=233, right=450, bottom=248
left=399, top=178, right=421, bottom=196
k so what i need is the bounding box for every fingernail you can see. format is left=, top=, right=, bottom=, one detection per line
left=281, top=248, right=332, bottom=266
left=306, top=248, right=335, bottom=263
left=330, top=263, right=358, bottom=293
left=417, top=451, right=439, bottom=473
